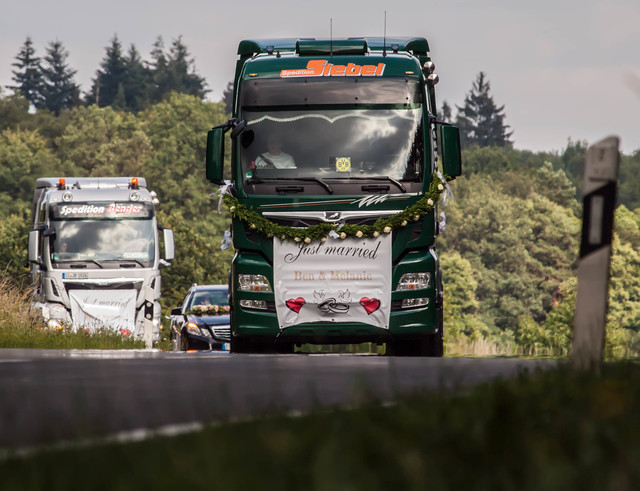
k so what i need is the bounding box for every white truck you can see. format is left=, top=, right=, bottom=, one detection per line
left=28, top=177, right=174, bottom=340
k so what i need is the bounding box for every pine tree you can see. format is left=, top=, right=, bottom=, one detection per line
left=122, top=45, right=147, bottom=111
left=166, top=36, right=208, bottom=99
left=40, top=40, right=79, bottom=115
left=8, top=37, right=44, bottom=109
left=87, top=36, right=127, bottom=107
left=146, top=36, right=170, bottom=104
left=456, top=72, right=513, bottom=148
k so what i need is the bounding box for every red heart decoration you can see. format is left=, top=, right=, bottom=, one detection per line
left=286, top=297, right=306, bottom=314
left=359, top=297, right=380, bottom=315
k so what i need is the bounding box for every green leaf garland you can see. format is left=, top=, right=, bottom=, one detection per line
left=222, top=173, right=450, bottom=243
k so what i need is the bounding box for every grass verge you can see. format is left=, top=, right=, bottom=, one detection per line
left=1, top=362, right=639, bottom=490
left=0, top=278, right=144, bottom=349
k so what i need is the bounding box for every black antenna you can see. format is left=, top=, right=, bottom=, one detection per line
left=383, top=11, right=387, bottom=57
left=330, top=18, right=333, bottom=58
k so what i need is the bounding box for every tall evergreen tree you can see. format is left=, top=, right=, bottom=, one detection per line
left=86, top=36, right=127, bottom=107
left=8, top=37, right=43, bottom=109
left=122, top=45, right=147, bottom=111
left=166, top=36, right=208, bottom=99
left=145, top=36, right=208, bottom=103
left=146, top=36, right=170, bottom=104
left=40, top=40, right=79, bottom=115
left=456, top=72, right=513, bottom=148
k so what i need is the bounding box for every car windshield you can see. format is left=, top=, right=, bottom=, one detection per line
left=49, top=202, right=156, bottom=266
left=188, top=290, right=228, bottom=309
left=237, top=77, right=425, bottom=189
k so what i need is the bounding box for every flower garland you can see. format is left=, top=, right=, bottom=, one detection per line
left=188, top=304, right=231, bottom=316
left=222, top=173, right=450, bottom=243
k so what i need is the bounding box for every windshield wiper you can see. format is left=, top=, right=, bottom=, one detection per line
left=248, top=177, right=333, bottom=194
left=118, top=259, right=146, bottom=268
left=347, top=176, right=407, bottom=193
left=56, top=259, right=104, bottom=268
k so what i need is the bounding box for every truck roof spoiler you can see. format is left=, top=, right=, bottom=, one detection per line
left=237, top=37, right=430, bottom=58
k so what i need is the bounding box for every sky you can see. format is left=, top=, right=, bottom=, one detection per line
left=1, top=0, right=639, bottom=155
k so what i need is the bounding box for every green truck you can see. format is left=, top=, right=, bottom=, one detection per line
left=206, top=37, right=461, bottom=356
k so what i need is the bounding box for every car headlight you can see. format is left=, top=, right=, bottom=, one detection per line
left=397, top=272, right=431, bottom=290
left=186, top=321, right=201, bottom=333
left=238, top=274, right=272, bottom=292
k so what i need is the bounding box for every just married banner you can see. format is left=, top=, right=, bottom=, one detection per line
left=273, top=235, right=391, bottom=329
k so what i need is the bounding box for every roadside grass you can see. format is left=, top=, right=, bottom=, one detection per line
left=1, top=362, right=639, bottom=490
left=0, top=278, right=144, bottom=349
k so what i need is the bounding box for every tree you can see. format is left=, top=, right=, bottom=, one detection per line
left=145, top=36, right=208, bottom=103
left=56, top=105, right=152, bottom=177
left=166, top=37, right=208, bottom=99
left=456, top=72, right=513, bottom=148
left=122, top=45, right=147, bottom=112
left=145, top=36, right=170, bottom=104
left=86, top=36, right=127, bottom=108
left=40, top=40, right=79, bottom=115
left=139, top=93, right=226, bottom=217
left=8, top=37, right=43, bottom=109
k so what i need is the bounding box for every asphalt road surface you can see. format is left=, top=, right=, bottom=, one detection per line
left=0, top=349, right=557, bottom=452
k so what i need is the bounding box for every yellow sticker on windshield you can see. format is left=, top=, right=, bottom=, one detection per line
left=336, top=157, right=351, bottom=172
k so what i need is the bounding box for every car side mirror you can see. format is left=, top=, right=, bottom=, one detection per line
left=171, top=307, right=182, bottom=316
left=28, top=230, right=40, bottom=263
left=439, top=125, right=462, bottom=179
left=163, top=228, right=175, bottom=261
left=206, top=127, right=225, bottom=184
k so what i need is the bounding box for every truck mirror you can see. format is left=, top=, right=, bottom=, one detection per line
left=28, top=230, right=40, bottom=263
left=440, top=125, right=462, bottom=179
left=206, top=127, right=225, bottom=184
left=163, top=228, right=175, bottom=261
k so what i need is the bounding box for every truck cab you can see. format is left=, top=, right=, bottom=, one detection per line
left=28, top=177, right=174, bottom=340
left=206, top=37, right=461, bottom=355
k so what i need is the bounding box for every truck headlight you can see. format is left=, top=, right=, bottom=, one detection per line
left=240, top=299, right=267, bottom=310
left=401, top=298, right=429, bottom=309
left=397, top=272, right=431, bottom=290
left=238, top=274, right=272, bottom=292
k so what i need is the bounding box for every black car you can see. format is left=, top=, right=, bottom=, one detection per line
left=169, top=284, right=230, bottom=351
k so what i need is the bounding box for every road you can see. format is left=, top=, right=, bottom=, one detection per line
left=0, top=349, right=557, bottom=452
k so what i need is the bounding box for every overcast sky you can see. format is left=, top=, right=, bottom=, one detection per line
left=1, top=0, right=639, bottom=154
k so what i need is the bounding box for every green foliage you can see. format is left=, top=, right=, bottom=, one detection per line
left=8, top=37, right=43, bottom=109
left=0, top=127, right=59, bottom=211
left=455, top=71, right=513, bottom=148
left=140, top=93, right=227, bottom=219
left=57, top=105, right=152, bottom=176
left=441, top=170, right=580, bottom=333
left=39, top=41, right=80, bottom=115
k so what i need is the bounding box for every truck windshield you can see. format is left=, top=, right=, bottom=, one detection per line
left=48, top=202, right=156, bottom=266
left=238, top=78, right=424, bottom=187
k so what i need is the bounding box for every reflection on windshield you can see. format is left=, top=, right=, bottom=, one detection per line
left=50, top=219, right=156, bottom=265
left=240, top=108, right=423, bottom=182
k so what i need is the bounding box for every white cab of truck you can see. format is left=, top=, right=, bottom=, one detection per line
left=28, top=177, right=174, bottom=341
